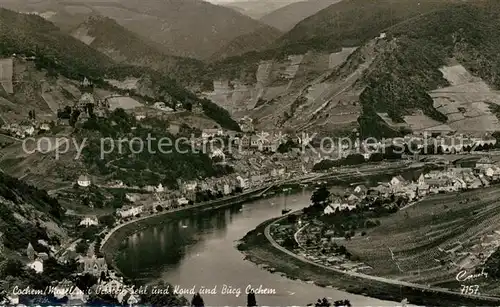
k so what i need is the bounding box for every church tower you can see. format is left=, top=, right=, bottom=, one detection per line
left=27, top=242, right=36, bottom=261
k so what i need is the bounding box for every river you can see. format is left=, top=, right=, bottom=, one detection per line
left=115, top=187, right=411, bottom=306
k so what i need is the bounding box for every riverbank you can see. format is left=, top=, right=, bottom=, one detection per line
left=237, top=217, right=500, bottom=306
left=100, top=162, right=434, bottom=278
left=100, top=185, right=274, bottom=275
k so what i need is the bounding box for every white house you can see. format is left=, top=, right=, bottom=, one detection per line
left=79, top=216, right=98, bottom=227
left=182, top=181, right=198, bottom=193
left=483, top=167, right=495, bottom=178
left=155, top=183, right=165, bottom=193
left=153, top=102, right=174, bottom=112
left=27, top=259, right=43, bottom=273
left=390, top=175, right=406, bottom=187
left=39, top=123, right=51, bottom=131
left=236, top=176, right=249, bottom=189
left=117, top=205, right=143, bottom=218
left=177, top=197, right=189, bottom=206
left=112, top=180, right=124, bottom=187
left=21, top=125, right=35, bottom=136
left=223, top=184, right=231, bottom=195
left=6, top=295, right=18, bottom=305
left=135, top=114, right=146, bottom=121
left=77, top=175, right=91, bottom=187
left=323, top=203, right=337, bottom=215
left=202, top=128, right=224, bottom=140
left=353, top=185, right=368, bottom=196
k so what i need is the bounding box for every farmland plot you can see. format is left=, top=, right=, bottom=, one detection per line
left=344, top=187, right=500, bottom=287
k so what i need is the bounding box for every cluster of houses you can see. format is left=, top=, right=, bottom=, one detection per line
left=99, top=166, right=293, bottom=221
left=236, top=133, right=284, bottom=153
left=198, top=125, right=292, bottom=154
left=117, top=205, right=144, bottom=219
left=323, top=157, right=500, bottom=215
left=16, top=240, right=141, bottom=305
left=79, top=216, right=99, bottom=227
left=0, top=122, right=51, bottom=139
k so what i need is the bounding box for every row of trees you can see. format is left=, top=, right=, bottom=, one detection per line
left=312, top=146, right=403, bottom=171
left=313, top=298, right=352, bottom=306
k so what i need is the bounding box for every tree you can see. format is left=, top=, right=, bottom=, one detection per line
left=315, top=298, right=331, bottom=307
left=344, top=154, right=365, bottom=165
left=75, top=273, right=98, bottom=293
left=75, top=241, right=89, bottom=254
left=69, top=109, right=81, bottom=127
left=98, top=215, right=115, bottom=228
left=191, top=293, right=204, bottom=307
left=369, top=152, right=384, bottom=162
left=156, top=205, right=164, bottom=212
left=311, top=186, right=330, bottom=207
left=0, top=258, right=24, bottom=278
left=86, top=103, right=94, bottom=118
left=334, top=300, right=351, bottom=306
left=247, top=290, right=257, bottom=307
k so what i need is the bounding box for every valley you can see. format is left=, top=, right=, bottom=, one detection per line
left=2, top=0, right=500, bottom=306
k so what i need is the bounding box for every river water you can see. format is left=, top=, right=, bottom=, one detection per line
left=115, top=188, right=406, bottom=306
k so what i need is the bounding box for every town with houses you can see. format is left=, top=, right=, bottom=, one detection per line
left=270, top=155, right=500, bottom=280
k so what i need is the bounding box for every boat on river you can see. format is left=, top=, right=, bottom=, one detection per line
left=282, top=188, right=292, bottom=214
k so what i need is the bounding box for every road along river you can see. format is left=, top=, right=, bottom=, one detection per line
left=114, top=188, right=410, bottom=306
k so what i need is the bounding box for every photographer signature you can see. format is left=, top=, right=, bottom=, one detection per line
left=456, top=268, right=488, bottom=282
